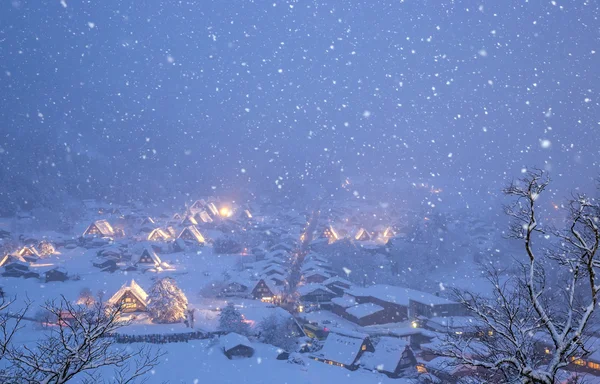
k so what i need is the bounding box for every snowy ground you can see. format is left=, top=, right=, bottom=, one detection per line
left=97, top=339, right=406, bottom=384
left=2, top=245, right=242, bottom=315
left=2, top=321, right=409, bottom=384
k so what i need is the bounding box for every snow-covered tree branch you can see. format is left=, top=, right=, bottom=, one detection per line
left=2, top=296, right=163, bottom=384
left=444, top=170, right=600, bottom=384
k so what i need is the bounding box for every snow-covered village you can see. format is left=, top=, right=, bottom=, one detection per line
left=1, top=1, right=600, bottom=383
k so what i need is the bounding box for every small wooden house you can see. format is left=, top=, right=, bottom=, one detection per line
left=141, top=217, right=156, bottom=227
left=180, top=216, right=198, bottom=226
left=359, top=337, right=417, bottom=378
left=322, top=225, right=340, bottom=243
left=83, top=220, right=115, bottom=237
left=382, top=226, right=396, bottom=238
left=303, top=270, right=331, bottom=284
left=310, top=330, right=374, bottom=370
left=18, top=246, right=39, bottom=258
left=107, top=280, right=148, bottom=312
left=355, top=228, right=372, bottom=241
left=147, top=228, right=170, bottom=242
left=45, top=267, right=68, bottom=283
left=177, top=226, right=205, bottom=245
left=134, top=247, right=162, bottom=267
left=297, top=284, right=337, bottom=305
left=220, top=333, right=254, bottom=359
left=191, top=199, right=207, bottom=211
left=323, top=276, right=353, bottom=296
left=251, top=279, right=281, bottom=303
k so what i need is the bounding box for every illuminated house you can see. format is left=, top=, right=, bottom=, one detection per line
left=355, top=228, right=372, bottom=241
left=251, top=279, right=282, bottom=303
left=190, top=199, right=207, bottom=211
left=180, top=216, right=198, bottom=226
left=141, top=217, right=155, bottom=227
left=382, top=227, right=396, bottom=238
left=322, top=225, right=340, bottom=243
left=359, top=337, right=417, bottom=378
left=310, top=329, right=374, bottom=370
left=18, top=246, right=40, bottom=261
left=206, top=202, right=219, bottom=218
left=194, top=211, right=213, bottom=224
left=177, top=225, right=205, bottom=245
left=171, top=213, right=182, bottom=221
left=83, top=220, right=115, bottom=237
left=147, top=228, right=171, bottom=241
left=107, top=280, right=148, bottom=313
left=133, top=247, right=162, bottom=267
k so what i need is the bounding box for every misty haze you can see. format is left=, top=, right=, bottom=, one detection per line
left=1, top=1, right=599, bottom=383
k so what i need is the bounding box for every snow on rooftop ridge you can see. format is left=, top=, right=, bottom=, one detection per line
left=296, top=283, right=335, bottom=296
left=312, top=332, right=366, bottom=366
left=107, top=280, right=148, bottom=307
left=347, top=284, right=456, bottom=306
left=331, top=295, right=357, bottom=308
left=345, top=303, right=385, bottom=319
left=359, top=337, right=410, bottom=372
left=220, top=333, right=252, bottom=351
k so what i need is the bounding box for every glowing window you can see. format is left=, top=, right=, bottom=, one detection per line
left=588, top=362, right=600, bottom=370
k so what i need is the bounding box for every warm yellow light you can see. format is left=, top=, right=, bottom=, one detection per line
left=411, top=321, right=418, bottom=328
left=219, top=207, right=232, bottom=217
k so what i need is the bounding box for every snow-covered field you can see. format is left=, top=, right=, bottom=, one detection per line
left=97, top=339, right=405, bottom=384
left=2, top=245, right=243, bottom=314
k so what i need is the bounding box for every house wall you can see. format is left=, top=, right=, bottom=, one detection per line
left=409, top=299, right=466, bottom=318
left=305, top=275, right=328, bottom=284
left=119, top=291, right=146, bottom=313
left=225, top=345, right=254, bottom=359
left=348, top=295, right=409, bottom=324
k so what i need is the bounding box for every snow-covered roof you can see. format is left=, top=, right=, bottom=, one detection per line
left=270, top=242, right=293, bottom=251
left=181, top=216, right=198, bottom=226
left=297, top=283, right=335, bottom=296
left=355, top=228, right=372, bottom=241
left=359, top=337, right=410, bottom=372
left=323, top=276, right=353, bottom=287
left=133, top=247, right=162, bottom=266
left=312, top=332, right=366, bottom=365
left=108, top=280, right=148, bottom=307
left=253, top=279, right=283, bottom=296
left=147, top=228, right=170, bottom=241
left=264, top=249, right=290, bottom=260
left=84, top=220, right=115, bottom=236
left=220, top=333, right=252, bottom=351
left=198, top=211, right=213, bottom=223
left=331, top=295, right=357, bottom=308
left=346, top=303, right=385, bottom=319
left=425, top=356, right=470, bottom=375
left=261, top=264, right=287, bottom=275
left=347, top=284, right=455, bottom=306
left=177, top=225, right=205, bottom=243
left=426, top=316, right=484, bottom=331
left=303, top=269, right=332, bottom=278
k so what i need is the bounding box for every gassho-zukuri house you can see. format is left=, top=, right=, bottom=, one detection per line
left=107, top=280, right=149, bottom=312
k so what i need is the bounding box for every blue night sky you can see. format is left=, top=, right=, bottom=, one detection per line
left=0, top=0, right=599, bottom=206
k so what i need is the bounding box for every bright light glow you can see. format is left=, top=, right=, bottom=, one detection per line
left=411, top=321, right=418, bottom=328
left=219, top=207, right=232, bottom=217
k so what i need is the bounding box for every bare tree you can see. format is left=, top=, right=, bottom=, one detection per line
left=444, top=170, right=600, bottom=383
left=3, top=296, right=163, bottom=384
left=0, top=297, right=30, bottom=382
